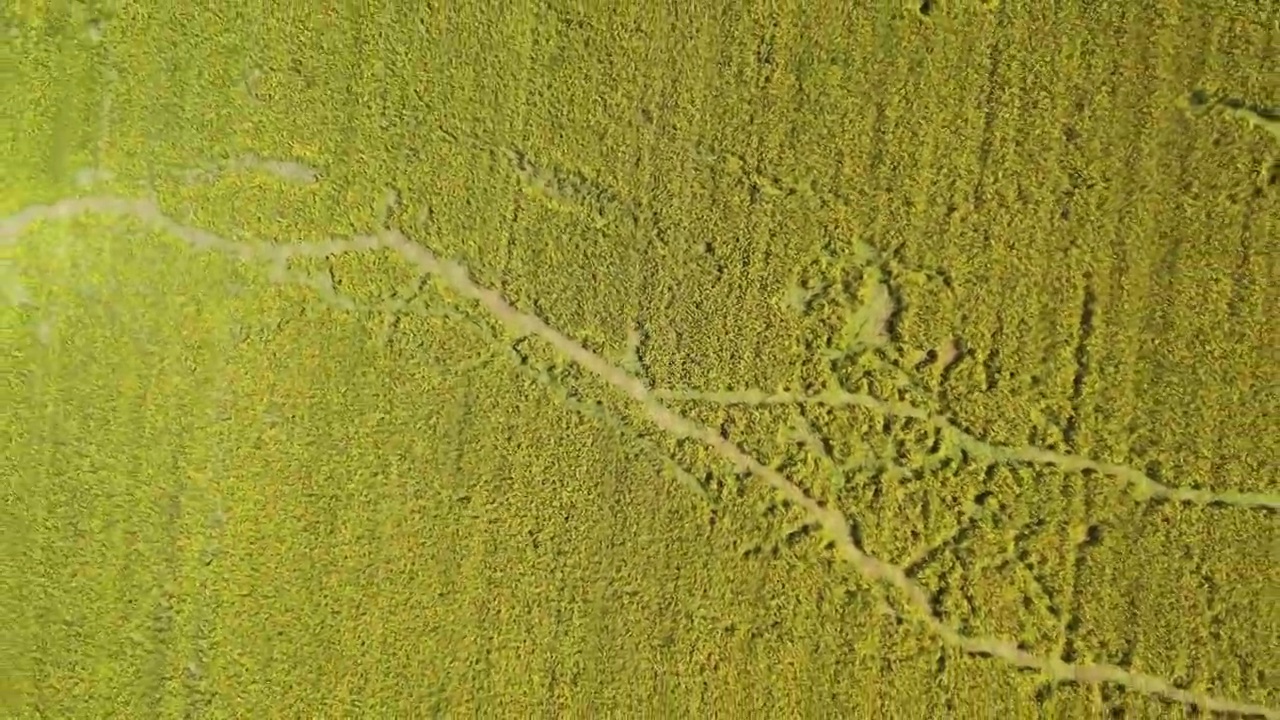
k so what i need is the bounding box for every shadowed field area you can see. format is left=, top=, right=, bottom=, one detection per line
left=3, top=2, right=1278, bottom=718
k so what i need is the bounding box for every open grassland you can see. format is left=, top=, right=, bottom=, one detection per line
left=3, top=2, right=1278, bottom=718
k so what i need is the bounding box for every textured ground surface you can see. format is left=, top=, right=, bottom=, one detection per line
left=3, top=2, right=1278, bottom=718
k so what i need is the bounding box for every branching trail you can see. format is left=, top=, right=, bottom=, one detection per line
left=4, top=189, right=1277, bottom=718
left=652, top=388, right=1280, bottom=510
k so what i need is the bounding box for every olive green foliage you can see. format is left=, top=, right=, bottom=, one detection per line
left=3, top=2, right=1278, bottom=718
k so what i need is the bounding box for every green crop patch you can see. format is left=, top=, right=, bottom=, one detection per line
left=4, top=2, right=1278, bottom=718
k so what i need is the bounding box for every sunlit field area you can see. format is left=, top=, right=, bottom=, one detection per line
left=4, top=3, right=1278, bottom=717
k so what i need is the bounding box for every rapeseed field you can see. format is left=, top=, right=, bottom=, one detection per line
left=4, top=2, right=1277, bottom=717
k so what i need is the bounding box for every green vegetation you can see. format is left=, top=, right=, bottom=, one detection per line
left=4, top=2, right=1278, bottom=718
